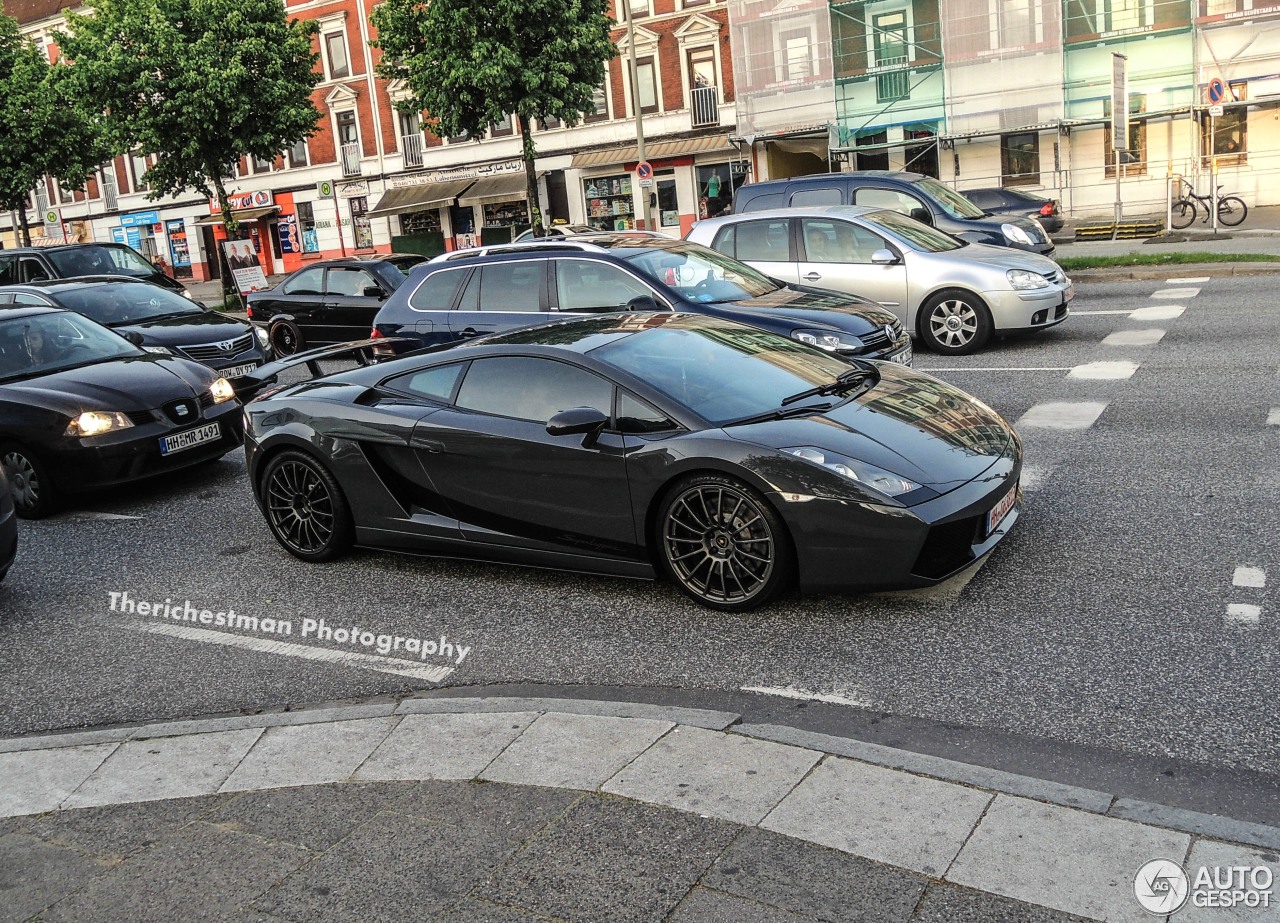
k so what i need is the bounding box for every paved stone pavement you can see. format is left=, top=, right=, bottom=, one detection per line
left=3, top=696, right=1278, bottom=923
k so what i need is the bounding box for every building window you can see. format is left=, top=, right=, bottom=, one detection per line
left=779, top=28, right=814, bottom=82
left=633, top=57, right=659, bottom=115
left=855, top=132, right=889, bottom=171
left=688, top=47, right=719, bottom=127
left=999, top=0, right=1037, bottom=45
left=1104, top=94, right=1147, bottom=177
left=1201, top=82, right=1247, bottom=164
left=1001, top=132, right=1040, bottom=185
left=872, top=11, right=909, bottom=103
left=585, top=81, right=609, bottom=122
left=336, top=110, right=361, bottom=176
left=350, top=196, right=373, bottom=249
left=324, top=30, right=350, bottom=80
left=539, top=116, right=562, bottom=131
left=619, top=0, right=651, bottom=19
left=296, top=201, right=320, bottom=252
left=288, top=138, right=309, bottom=169
left=252, top=152, right=275, bottom=173
left=490, top=113, right=514, bottom=138
left=129, top=151, right=149, bottom=192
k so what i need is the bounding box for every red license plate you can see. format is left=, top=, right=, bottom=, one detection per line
left=987, top=482, right=1018, bottom=536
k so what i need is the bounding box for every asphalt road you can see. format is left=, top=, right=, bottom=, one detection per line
left=2, top=272, right=1277, bottom=793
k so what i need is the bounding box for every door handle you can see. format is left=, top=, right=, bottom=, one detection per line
left=803, top=272, right=822, bottom=281
left=459, top=327, right=480, bottom=338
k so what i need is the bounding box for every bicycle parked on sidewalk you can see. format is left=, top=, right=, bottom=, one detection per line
left=1169, top=179, right=1248, bottom=229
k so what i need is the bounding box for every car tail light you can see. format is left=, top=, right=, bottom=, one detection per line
left=370, top=326, right=395, bottom=359
left=1040, top=202, right=1055, bottom=216
left=245, top=304, right=253, bottom=319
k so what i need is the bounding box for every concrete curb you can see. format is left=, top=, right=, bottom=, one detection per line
left=1065, top=261, right=1280, bottom=282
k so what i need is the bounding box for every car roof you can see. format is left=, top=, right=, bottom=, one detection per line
left=443, top=311, right=742, bottom=355
left=693, top=205, right=880, bottom=227
left=1, top=242, right=133, bottom=255
left=425, top=233, right=685, bottom=266
left=743, top=171, right=924, bottom=189
left=0, top=276, right=141, bottom=293
left=0, top=306, right=67, bottom=322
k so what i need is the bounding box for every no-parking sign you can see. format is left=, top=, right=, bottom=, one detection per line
left=1207, top=77, right=1226, bottom=105
left=635, top=161, right=653, bottom=181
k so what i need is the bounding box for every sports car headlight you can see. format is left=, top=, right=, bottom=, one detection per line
left=1002, top=223, right=1034, bottom=245
left=792, top=329, right=864, bottom=352
left=254, top=326, right=270, bottom=350
left=784, top=446, right=920, bottom=500
left=209, top=377, right=236, bottom=404
left=66, top=411, right=134, bottom=437
left=1007, top=269, right=1050, bottom=291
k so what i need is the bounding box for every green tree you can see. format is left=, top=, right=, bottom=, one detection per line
left=57, top=0, right=321, bottom=300
left=0, top=12, right=106, bottom=246
left=372, top=0, right=616, bottom=237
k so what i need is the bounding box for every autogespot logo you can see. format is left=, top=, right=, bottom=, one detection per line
left=1135, top=859, right=1190, bottom=914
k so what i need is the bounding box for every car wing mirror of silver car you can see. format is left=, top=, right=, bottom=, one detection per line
left=870, top=249, right=899, bottom=265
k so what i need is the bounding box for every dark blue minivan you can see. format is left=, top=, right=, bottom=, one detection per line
left=371, top=236, right=913, bottom=364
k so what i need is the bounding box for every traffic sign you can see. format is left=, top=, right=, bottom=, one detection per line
left=1208, top=77, right=1226, bottom=104
left=635, top=161, right=653, bottom=181
left=43, top=208, right=60, bottom=225
left=316, top=180, right=335, bottom=198
left=1209, top=104, right=1225, bottom=118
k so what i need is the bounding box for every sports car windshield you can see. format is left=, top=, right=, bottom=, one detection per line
left=54, top=283, right=201, bottom=326
left=44, top=245, right=158, bottom=279
left=0, top=313, right=139, bottom=382
left=916, top=177, right=987, bottom=220
left=590, top=321, right=855, bottom=425
left=623, top=243, right=783, bottom=304
left=863, top=210, right=963, bottom=252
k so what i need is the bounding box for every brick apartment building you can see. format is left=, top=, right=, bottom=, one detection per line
left=1, top=0, right=746, bottom=282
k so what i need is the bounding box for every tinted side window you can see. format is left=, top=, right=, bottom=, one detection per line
left=963, top=189, right=1000, bottom=209
left=739, top=191, right=785, bottom=212
left=12, top=293, right=53, bottom=306
left=386, top=362, right=466, bottom=403
left=800, top=218, right=888, bottom=264
left=617, top=391, right=677, bottom=434
left=789, top=187, right=843, bottom=207
left=19, top=258, right=51, bottom=283
left=455, top=356, right=613, bottom=423
left=853, top=187, right=927, bottom=217
left=734, top=220, right=791, bottom=263
left=555, top=259, right=653, bottom=312
left=0, top=258, right=16, bottom=286
left=710, top=225, right=736, bottom=258
left=327, top=268, right=379, bottom=297
left=408, top=268, right=469, bottom=312
left=282, top=267, right=325, bottom=295
left=478, top=262, right=544, bottom=313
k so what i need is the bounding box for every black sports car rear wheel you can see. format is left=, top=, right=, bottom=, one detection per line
left=269, top=320, right=304, bottom=356
left=658, top=474, right=792, bottom=611
left=1, top=445, right=57, bottom=519
left=260, top=450, right=353, bottom=562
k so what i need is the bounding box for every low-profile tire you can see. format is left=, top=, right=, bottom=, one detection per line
left=0, top=444, right=58, bottom=519
left=918, top=290, right=993, bottom=356
left=654, top=473, right=794, bottom=612
left=258, top=450, right=354, bottom=563
left=1217, top=195, right=1248, bottom=227
left=269, top=320, right=304, bottom=356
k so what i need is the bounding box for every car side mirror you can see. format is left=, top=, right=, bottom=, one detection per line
left=870, top=249, right=899, bottom=265
left=546, top=406, right=609, bottom=447
left=625, top=295, right=660, bottom=312
left=909, top=207, right=933, bottom=226
left=362, top=285, right=387, bottom=299
left=122, top=331, right=145, bottom=346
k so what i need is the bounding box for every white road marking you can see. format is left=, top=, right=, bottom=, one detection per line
left=1151, top=287, right=1200, bottom=299
left=63, top=512, right=145, bottom=522
left=1268, top=408, right=1280, bottom=426
left=740, top=686, right=872, bottom=708
left=1226, top=604, right=1261, bottom=625
left=120, top=620, right=455, bottom=683
left=1071, top=310, right=1136, bottom=316
left=1017, top=401, right=1108, bottom=430
left=921, top=367, right=1071, bottom=372
left=1233, top=567, right=1266, bottom=589
left=1166, top=276, right=1209, bottom=283
left=1129, top=305, right=1186, bottom=322
left=1069, top=360, right=1140, bottom=380
left=1101, top=328, right=1166, bottom=347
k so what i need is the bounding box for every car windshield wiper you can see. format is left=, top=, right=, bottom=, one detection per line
left=780, top=367, right=877, bottom=407
left=724, top=401, right=836, bottom=428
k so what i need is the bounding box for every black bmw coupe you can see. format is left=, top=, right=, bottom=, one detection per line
left=0, top=308, right=243, bottom=518
left=244, top=313, right=1022, bottom=610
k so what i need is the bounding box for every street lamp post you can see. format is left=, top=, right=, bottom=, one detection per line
left=626, top=9, right=653, bottom=231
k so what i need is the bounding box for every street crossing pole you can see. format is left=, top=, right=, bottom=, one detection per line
left=626, top=10, right=653, bottom=232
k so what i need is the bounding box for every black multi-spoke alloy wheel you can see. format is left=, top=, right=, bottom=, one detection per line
left=1170, top=198, right=1197, bottom=230
left=1217, top=195, right=1248, bottom=227
left=657, top=473, right=793, bottom=611
left=919, top=289, right=992, bottom=356
left=260, top=450, right=353, bottom=562
left=269, top=320, right=304, bottom=356
left=0, top=444, right=57, bottom=519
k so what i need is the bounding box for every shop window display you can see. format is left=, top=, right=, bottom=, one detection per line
left=585, top=174, right=635, bottom=230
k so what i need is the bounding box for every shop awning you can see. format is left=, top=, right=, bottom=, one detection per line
left=570, top=135, right=736, bottom=168
left=194, top=205, right=280, bottom=226
left=457, top=172, right=535, bottom=207
left=367, top=178, right=475, bottom=217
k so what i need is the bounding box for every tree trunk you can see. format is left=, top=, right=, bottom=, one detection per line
left=518, top=115, right=544, bottom=238
left=210, top=172, right=239, bottom=312
left=16, top=205, right=31, bottom=247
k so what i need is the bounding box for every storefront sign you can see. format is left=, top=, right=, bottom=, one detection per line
left=222, top=240, right=269, bottom=295
left=111, top=226, right=143, bottom=250
left=121, top=210, right=160, bottom=227
left=208, top=190, right=273, bottom=212
left=389, top=160, right=522, bottom=189
left=336, top=180, right=369, bottom=198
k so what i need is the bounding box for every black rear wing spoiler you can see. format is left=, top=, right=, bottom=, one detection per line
left=239, top=338, right=415, bottom=399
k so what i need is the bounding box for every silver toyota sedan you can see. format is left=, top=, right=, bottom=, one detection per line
left=687, top=205, right=1073, bottom=355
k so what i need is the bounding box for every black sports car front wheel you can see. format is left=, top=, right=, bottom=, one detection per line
left=260, top=450, right=354, bottom=562
left=657, top=474, right=793, bottom=611
left=1, top=445, right=57, bottom=519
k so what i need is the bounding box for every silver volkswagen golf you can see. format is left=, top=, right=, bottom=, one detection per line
left=687, top=205, right=1073, bottom=355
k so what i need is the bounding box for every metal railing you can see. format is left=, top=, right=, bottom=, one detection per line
left=400, top=132, right=424, bottom=169
left=691, top=84, right=720, bottom=129
left=875, top=56, right=910, bottom=103
left=102, top=176, right=118, bottom=211
left=340, top=141, right=362, bottom=177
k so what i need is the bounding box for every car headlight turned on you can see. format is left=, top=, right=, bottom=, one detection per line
left=66, top=411, right=134, bottom=437
left=1002, top=223, right=1033, bottom=245
left=254, top=326, right=270, bottom=350
left=792, top=329, right=864, bottom=352
left=209, top=377, right=236, bottom=404
left=784, top=446, right=920, bottom=501
left=1007, top=269, right=1050, bottom=291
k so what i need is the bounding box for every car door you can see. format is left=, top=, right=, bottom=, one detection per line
left=796, top=217, right=908, bottom=322
left=410, top=355, right=638, bottom=557
left=707, top=218, right=798, bottom=285
left=401, top=265, right=471, bottom=345
left=269, top=266, right=326, bottom=335
left=323, top=266, right=387, bottom=342
left=447, top=260, right=552, bottom=340
left=552, top=258, right=666, bottom=314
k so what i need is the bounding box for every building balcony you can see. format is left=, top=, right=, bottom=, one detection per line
left=401, top=132, right=425, bottom=169
left=103, top=179, right=119, bottom=212
left=875, top=56, right=910, bottom=103
left=340, top=142, right=362, bottom=177
left=691, top=84, right=720, bottom=129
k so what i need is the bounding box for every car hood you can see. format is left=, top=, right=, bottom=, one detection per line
left=113, top=312, right=253, bottom=348
left=709, top=287, right=898, bottom=334
left=725, top=363, right=1015, bottom=493
left=935, top=242, right=1061, bottom=274
left=0, top=355, right=214, bottom=414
